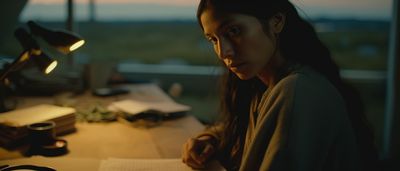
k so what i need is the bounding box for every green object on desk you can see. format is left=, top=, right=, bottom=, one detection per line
left=75, top=103, right=116, bottom=122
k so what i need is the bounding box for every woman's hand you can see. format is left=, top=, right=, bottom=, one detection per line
left=181, top=135, right=217, bottom=169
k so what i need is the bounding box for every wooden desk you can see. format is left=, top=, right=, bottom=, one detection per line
left=0, top=84, right=205, bottom=168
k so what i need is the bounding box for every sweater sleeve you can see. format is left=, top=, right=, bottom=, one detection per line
left=196, top=122, right=243, bottom=170
left=195, top=124, right=224, bottom=148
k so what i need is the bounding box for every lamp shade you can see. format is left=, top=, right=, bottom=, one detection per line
left=31, top=52, right=58, bottom=74
left=14, top=27, right=40, bottom=51
left=27, top=20, right=85, bottom=54
left=13, top=27, right=57, bottom=74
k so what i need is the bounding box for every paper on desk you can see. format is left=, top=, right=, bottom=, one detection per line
left=99, top=158, right=225, bottom=171
left=108, top=99, right=191, bottom=115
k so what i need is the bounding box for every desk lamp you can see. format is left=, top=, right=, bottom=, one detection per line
left=0, top=20, right=85, bottom=81
left=0, top=21, right=85, bottom=112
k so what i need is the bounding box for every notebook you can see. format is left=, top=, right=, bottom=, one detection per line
left=0, top=104, right=76, bottom=147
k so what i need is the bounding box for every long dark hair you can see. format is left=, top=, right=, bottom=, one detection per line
left=197, top=0, right=378, bottom=169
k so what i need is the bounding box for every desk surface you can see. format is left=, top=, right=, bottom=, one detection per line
left=0, top=84, right=205, bottom=162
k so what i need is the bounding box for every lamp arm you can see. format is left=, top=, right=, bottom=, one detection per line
left=0, top=51, right=30, bottom=81
left=1, top=27, right=42, bottom=81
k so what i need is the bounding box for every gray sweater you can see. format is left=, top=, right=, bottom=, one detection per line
left=201, top=66, right=362, bottom=171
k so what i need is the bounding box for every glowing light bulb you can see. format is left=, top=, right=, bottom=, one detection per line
left=69, top=40, right=85, bottom=51
left=45, top=61, right=58, bottom=74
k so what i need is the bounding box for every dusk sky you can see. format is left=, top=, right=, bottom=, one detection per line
left=30, top=0, right=196, bottom=6
left=21, top=0, right=393, bottom=21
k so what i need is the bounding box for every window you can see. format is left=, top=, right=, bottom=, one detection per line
left=1, top=0, right=394, bottom=152
left=291, top=0, right=392, bottom=154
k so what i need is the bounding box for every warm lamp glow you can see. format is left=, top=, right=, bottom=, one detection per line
left=27, top=21, right=85, bottom=54
left=69, top=40, right=85, bottom=51
left=45, top=61, right=57, bottom=74
left=19, top=51, right=30, bottom=62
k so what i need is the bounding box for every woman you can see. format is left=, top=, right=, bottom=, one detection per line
left=182, top=0, right=378, bottom=170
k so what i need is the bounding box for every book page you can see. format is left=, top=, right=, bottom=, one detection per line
left=99, top=158, right=225, bottom=171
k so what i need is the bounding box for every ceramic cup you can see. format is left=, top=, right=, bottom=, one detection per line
left=27, top=121, right=56, bottom=147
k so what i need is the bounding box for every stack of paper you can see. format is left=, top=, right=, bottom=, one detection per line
left=0, top=104, right=76, bottom=147
left=108, top=99, right=191, bottom=116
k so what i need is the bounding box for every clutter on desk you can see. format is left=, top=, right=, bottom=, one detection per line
left=108, top=99, right=190, bottom=115
left=116, top=113, right=162, bottom=128
left=0, top=104, right=76, bottom=148
left=108, top=98, right=190, bottom=128
left=108, top=99, right=190, bottom=120
left=75, top=103, right=117, bottom=122
left=92, top=87, right=130, bottom=97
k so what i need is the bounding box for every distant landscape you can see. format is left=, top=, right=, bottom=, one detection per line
left=19, top=1, right=392, bottom=21
left=0, top=18, right=390, bottom=70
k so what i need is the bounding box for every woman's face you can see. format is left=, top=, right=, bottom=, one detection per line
left=200, top=9, right=279, bottom=80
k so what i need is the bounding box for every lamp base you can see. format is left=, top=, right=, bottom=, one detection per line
left=11, top=64, right=85, bottom=96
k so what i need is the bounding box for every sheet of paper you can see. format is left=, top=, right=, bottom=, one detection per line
left=99, top=158, right=225, bottom=171
left=147, top=101, right=191, bottom=114
left=108, top=99, right=191, bottom=115
left=99, top=158, right=192, bottom=171
left=108, top=100, right=152, bottom=115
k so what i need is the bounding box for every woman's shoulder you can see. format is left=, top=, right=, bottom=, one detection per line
left=274, top=65, right=341, bottom=98
left=270, top=65, right=347, bottom=113
left=275, top=66, right=348, bottom=117
left=256, top=66, right=349, bottom=132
